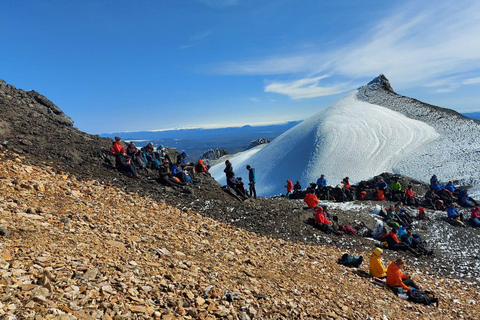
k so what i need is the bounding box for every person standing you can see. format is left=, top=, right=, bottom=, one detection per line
left=224, top=160, right=234, bottom=179
left=246, top=165, right=257, bottom=199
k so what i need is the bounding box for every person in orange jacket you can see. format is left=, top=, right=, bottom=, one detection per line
left=285, top=180, right=293, bottom=197
left=369, top=248, right=387, bottom=278
left=110, top=137, right=126, bottom=155
left=386, top=257, right=419, bottom=293
left=304, top=190, right=319, bottom=208
left=314, top=206, right=331, bottom=225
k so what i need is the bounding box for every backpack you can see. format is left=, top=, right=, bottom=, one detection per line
left=339, top=225, right=356, bottom=235
left=407, top=289, right=439, bottom=306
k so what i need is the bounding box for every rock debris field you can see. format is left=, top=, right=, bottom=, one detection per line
left=1, top=151, right=480, bottom=319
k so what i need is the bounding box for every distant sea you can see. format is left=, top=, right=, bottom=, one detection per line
left=100, top=121, right=302, bottom=159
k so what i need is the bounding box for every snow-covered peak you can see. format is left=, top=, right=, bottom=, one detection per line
left=363, top=74, right=395, bottom=93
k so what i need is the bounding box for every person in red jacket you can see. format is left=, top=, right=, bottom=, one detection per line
left=381, top=228, right=420, bottom=256
left=285, top=180, right=293, bottom=197
left=403, top=185, right=418, bottom=206
left=314, top=206, right=339, bottom=235
left=110, top=137, right=126, bottom=155
left=386, top=258, right=419, bottom=293
left=304, top=190, right=319, bottom=208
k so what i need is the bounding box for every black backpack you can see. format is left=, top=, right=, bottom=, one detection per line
left=407, top=289, right=439, bottom=306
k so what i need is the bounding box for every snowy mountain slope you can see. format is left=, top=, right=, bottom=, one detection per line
left=357, top=75, right=480, bottom=189
left=211, top=90, right=439, bottom=197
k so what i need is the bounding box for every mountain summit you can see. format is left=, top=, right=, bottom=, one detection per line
left=211, top=75, right=480, bottom=197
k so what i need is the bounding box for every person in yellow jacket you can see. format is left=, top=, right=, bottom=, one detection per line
left=369, top=247, right=387, bottom=278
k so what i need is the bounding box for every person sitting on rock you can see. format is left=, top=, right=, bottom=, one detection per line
left=444, top=181, right=457, bottom=193
left=376, top=179, right=388, bottom=192
left=430, top=174, right=439, bottom=186
left=422, top=189, right=440, bottom=209
left=430, top=180, right=443, bottom=193
left=195, top=159, right=210, bottom=175
left=156, top=145, right=172, bottom=164
left=389, top=179, right=402, bottom=201
left=417, top=207, right=428, bottom=220
left=403, top=185, right=418, bottom=206
left=458, top=189, right=478, bottom=207
left=369, top=247, right=387, bottom=278
left=314, top=206, right=339, bottom=235
left=171, top=161, right=186, bottom=183
left=401, top=229, right=433, bottom=256
left=177, top=151, right=196, bottom=178
left=158, top=161, right=186, bottom=187
left=469, top=206, right=480, bottom=227
left=236, top=177, right=249, bottom=198
left=395, top=204, right=413, bottom=226
left=285, top=180, right=293, bottom=197
left=110, top=136, right=126, bottom=155
left=116, top=151, right=139, bottom=178
left=386, top=257, right=419, bottom=293
left=447, top=203, right=464, bottom=226
left=381, top=228, right=420, bottom=256
left=141, top=143, right=161, bottom=169
left=304, top=189, right=319, bottom=208
left=227, top=173, right=248, bottom=200
left=316, top=174, right=327, bottom=191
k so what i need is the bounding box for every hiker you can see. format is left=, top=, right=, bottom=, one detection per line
left=156, top=145, right=172, bottom=164
left=369, top=248, right=387, bottom=278
left=195, top=159, right=210, bottom=176
left=158, top=162, right=186, bottom=187
left=343, top=177, right=352, bottom=200
left=116, top=151, right=138, bottom=177
left=246, top=165, right=257, bottom=199
left=316, top=174, right=327, bottom=191
left=314, top=206, right=339, bottom=235
left=435, top=199, right=447, bottom=211
left=285, top=179, right=293, bottom=197
left=224, top=160, right=234, bottom=179
left=389, top=179, right=402, bottom=201
left=110, top=137, right=126, bottom=155
left=142, top=143, right=161, bottom=169
left=386, top=258, right=419, bottom=293
left=126, top=141, right=137, bottom=158
left=177, top=152, right=196, bottom=178
left=401, top=229, right=433, bottom=256
left=227, top=173, right=248, bottom=200
left=430, top=175, right=438, bottom=186
left=430, top=180, right=443, bottom=193
left=381, top=228, right=420, bottom=256
left=458, top=189, right=478, bottom=207
left=417, top=207, right=428, bottom=220
left=470, top=206, right=480, bottom=227
left=422, top=189, right=439, bottom=209
left=171, top=161, right=186, bottom=183
left=395, top=204, right=414, bottom=226
left=304, top=189, right=319, bottom=208
left=384, top=205, right=397, bottom=226
left=374, top=189, right=386, bottom=201
left=444, top=181, right=457, bottom=193
left=447, top=203, right=463, bottom=221
left=376, top=179, right=388, bottom=192
left=293, top=181, right=302, bottom=194
left=236, top=177, right=249, bottom=197
left=404, top=185, right=418, bottom=206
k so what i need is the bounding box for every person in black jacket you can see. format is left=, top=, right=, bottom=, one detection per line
left=224, top=160, right=234, bottom=179
left=158, top=162, right=185, bottom=187
left=246, top=165, right=257, bottom=199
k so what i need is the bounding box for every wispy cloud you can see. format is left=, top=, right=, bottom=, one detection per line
left=248, top=97, right=260, bottom=102
left=180, top=31, right=212, bottom=49
left=212, top=0, right=480, bottom=98
left=265, top=75, right=354, bottom=99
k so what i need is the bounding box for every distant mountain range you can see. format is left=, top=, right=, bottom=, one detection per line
left=99, top=121, right=302, bottom=159
left=462, top=112, right=480, bottom=120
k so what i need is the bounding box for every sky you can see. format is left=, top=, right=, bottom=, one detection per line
left=2, top=0, right=480, bottom=134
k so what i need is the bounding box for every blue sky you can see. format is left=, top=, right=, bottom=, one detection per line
left=2, top=0, right=480, bottom=134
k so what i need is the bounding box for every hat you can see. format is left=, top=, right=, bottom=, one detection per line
left=198, top=159, right=203, bottom=164
left=225, top=160, right=230, bottom=165
left=181, top=152, right=187, bottom=157
left=372, top=247, right=383, bottom=256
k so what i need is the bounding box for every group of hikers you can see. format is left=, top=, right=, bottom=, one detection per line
left=223, top=160, right=257, bottom=200
left=106, top=137, right=211, bottom=188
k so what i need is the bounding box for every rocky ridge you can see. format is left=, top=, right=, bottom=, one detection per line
left=1, top=151, right=479, bottom=319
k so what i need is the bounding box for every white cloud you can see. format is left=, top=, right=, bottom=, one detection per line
left=463, top=77, right=480, bottom=85
left=213, top=0, right=480, bottom=98
left=265, top=75, right=354, bottom=99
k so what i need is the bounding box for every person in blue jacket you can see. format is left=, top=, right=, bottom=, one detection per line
left=444, top=181, right=457, bottom=193
left=246, top=165, right=257, bottom=199
left=376, top=179, right=388, bottom=191
left=316, top=174, right=327, bottom=190
left=430, top=174, right=438, bottom=186
left=458, top=189, right=478, bottom=207
left=447, top=203, right=462, bottom=220
left=430, top=181, right=443, bottom=193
